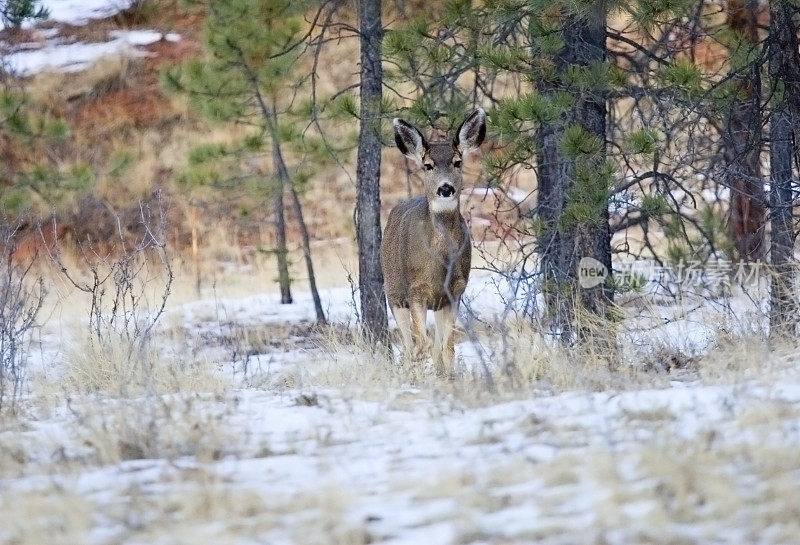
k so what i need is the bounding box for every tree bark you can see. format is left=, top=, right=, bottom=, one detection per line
left=355, top=0, right=389, bottom=345
left=725, top=0, right=766, bottom=262
left=261, top=105, right=325, bottom=323
left=768, top=1, right=798, bottom=337
left=271, top=151, right=293, bottom=305
left=536, top=2, right=612, bottom=343
left=287, top=184, right=327, bottom=324
left=229, top=46, right=293, bottom=304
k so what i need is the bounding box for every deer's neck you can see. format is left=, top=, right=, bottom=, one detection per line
left=429, top=207, right=465, bottom=238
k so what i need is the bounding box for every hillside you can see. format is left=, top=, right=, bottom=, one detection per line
left=1, top=0, right=529, bottom=294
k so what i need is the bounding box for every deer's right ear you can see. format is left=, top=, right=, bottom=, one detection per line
left=393, top=118, right=428, bottom=165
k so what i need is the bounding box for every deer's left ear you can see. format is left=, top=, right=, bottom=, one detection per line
left=454, top=108, right=486, bottom=155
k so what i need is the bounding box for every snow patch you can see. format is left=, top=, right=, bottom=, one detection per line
left=108, top=29, right=163, bottom=46
left=4, top=30, right=175, bottom=76
left=506, top=187, right=531, bottom=204
left=35, top=0, right=135, bottom=27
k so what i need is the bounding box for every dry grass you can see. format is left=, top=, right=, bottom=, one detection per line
left=73, top=394, right=233, bottom=465
left=301, top=318, right=646, bottom=401
left=2, top=287, right=799, bottom=544
left=0, top=467, right=372, bottom=545
left=0, top=486, right=93, bottom=545
left=4, top=430, right=798, bottom=544
left=289, top=304, right=800, bottom=410
left=58, top=334, right=225, bottom=398
left=401, top=420, right=800, bottom=544
left=0, top=391, right=234, bottom=479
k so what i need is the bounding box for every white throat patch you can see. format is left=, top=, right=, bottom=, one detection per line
left=430, top=196, right=459, bottom=213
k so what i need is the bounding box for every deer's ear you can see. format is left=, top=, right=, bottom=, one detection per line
left=393, top=118, right=428, bottom=165
left=454, top=108, right=486, bottom=155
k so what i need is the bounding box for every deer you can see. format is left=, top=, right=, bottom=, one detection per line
left=382, top=108, right=486, bottom=377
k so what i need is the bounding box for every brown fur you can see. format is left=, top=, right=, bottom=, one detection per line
left=383, top=110, right=486, bottom=375
left=382, top=195, right=471, bottom=311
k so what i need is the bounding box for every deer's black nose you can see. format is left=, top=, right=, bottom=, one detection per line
left=437, top=184, right=455, bottom=198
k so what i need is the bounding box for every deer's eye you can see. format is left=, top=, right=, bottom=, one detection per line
left=453, top=160, right=462, bottom=168
left=424, top=163, right=434, bottom=171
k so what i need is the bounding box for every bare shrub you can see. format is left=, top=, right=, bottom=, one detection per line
left=43, top=192, right=175, bottom=396
left=0, top=218, right=45, bottom=413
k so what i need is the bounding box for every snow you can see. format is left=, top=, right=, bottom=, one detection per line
left=5, top=369, right=800, bottom=543
left=7, top=0, right=136, bottom=29
left=39, top=0, right=134, bottom=26
left=506, top=187, right=531, bottom=204
left=1, top=2, right=180, bottom=77
left=3, top=32, right=163, bottom=76
left=108, top=29, right=163, bottom=46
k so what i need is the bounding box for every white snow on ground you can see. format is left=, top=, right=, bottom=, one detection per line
left=38, top=0, right=134, bottom=26
left=4, top=2, right=793, bottom=541
left=1, top=2, right=180, bottom=76
left=5, top=267, right=799, bottom=543
left=4, top=374, right=800, bottom=543
left=3, top=30, right=169, bottom=76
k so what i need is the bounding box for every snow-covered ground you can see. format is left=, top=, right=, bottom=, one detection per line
left=4, top=378, right=800, bottom=544
left=3, top=268, right=799, bottom=544
left=1, top=0, right=179, bottom=76
left=3, top=29, right=179, bottom=76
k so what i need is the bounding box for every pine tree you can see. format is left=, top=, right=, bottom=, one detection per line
left=722, top=0, right=765, bottom=261
left=355, top=0, right=389, bottom=345
left=0, top=84, right=78, bottom=217
left=531, top=2, right=612, bottom=342
left=0, top=0, right=48, bottom=28
left=163, top=0, right=326, bottom=321
left=767, top=0, right=799, bottom=337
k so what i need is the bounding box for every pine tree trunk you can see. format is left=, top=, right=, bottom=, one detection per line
left=535, top=110, right=573, bottom=339
left=272, top=180, right=292, bottom=304
left=230, top=46, right=293, bottom=304
left=536, top=2, right=612, bottom=343
left=355, top=0, right=389, bottom=345
left=287, top=184, right=327, bottom=325
left=270, top=138, right=293, bottom=305
left=725, top=0, right=765, bottom=262
left=768, top=1, right=798, bottom=337
left=261, top=104, right=324, bottom=322
left=569, top=4, right=613, bottom=331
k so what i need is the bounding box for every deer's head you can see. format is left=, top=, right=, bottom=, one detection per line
left=393, top=108, right=486, bottom=214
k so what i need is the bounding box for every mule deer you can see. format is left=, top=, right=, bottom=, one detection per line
left=382, top=108, right=486, bottom=376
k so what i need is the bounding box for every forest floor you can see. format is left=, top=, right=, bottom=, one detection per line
left=3, top=269, right=800, bottom=545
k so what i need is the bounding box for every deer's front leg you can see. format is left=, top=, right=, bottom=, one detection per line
left=433, top=304, right=456, bottom=378
left=390, top=306, right=414, bottom=362
left=409, top=300, right=429, bottom=362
